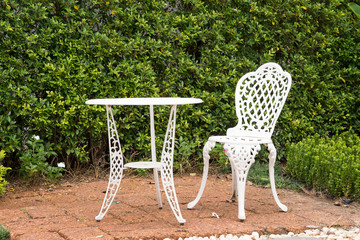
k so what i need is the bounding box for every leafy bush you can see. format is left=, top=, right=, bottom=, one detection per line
left=0, top=0, right=359, bottom=179
left=0, top=150, right=10, bottom=195
left=286, top=131, right=360, bottom=201
left=19, top=137, right=64, bottom=182
left=0, top=224, right=9, bottom=240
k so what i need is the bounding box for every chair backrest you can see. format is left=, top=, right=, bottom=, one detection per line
left=226, top=62, right=292, bottom=139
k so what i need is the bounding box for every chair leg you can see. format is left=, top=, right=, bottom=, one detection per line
left=187, top=141, right=215, bottom=209
left=224, top=143, right=260, bottom=221
left=230, top=161, right=237, bottom=202
left=236, top=173, right=247, bottom=221
left=96, top=106, right=124, bottom=221
left=267, top=143, right=288, bottom=212
left=160, top=105, right=186, bottom=224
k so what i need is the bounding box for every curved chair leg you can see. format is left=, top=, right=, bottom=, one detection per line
left=267, top=143, right=288, bottom=212
left=96, top=106, right=124, bottom=221
left=224, top=143, right=260, bottom=221
left=187, top=141, right=215, bottom=209
left=160, top=105, right=186, bottom=224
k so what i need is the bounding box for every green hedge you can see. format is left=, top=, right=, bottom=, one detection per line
left=0, top=150, right=10, bottom=194
left=286, top=131, right=360, bottom=201
left=0, top=0, right=359, bottom=179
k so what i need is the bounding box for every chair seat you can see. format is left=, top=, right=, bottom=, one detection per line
left=208, top=135, right=272, bottom=145
left=124, top=161, right=162, bottom=169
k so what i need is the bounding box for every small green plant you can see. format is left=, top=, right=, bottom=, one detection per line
left=174, top=136, right=198, bottom=173
left=0, top=150, right=11, bottom=195
left=247, top=161, right=301, bottom=191
left=209, top=143, right=230, bottom=173
left=0, top=224, right=10, bottom=240
left=134, top=168, right=149, bottom=177
left=286, top=131, right=360, bottom=201
left=19, top=136, right=64, bottom=182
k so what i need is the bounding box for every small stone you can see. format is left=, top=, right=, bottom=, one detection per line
left=247, top=181, right=254, bottom=186
left=226, top=234, right=233, bottom=240
left=306, top=225, right=320, bottom=229
left=342, top=199, right=354, bottom=205
left=242, top=235, right=252, bottom=240
left=322, top=227, right=330, bottom=234
left=334, top=201, right=341, bottom=206
left=251, top=232, right=260, bottom=238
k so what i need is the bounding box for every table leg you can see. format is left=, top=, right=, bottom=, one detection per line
left=160, top=105, right=186, bottom=224
left=187, top=140, right=215, bottom=209
left=149, top=105, right=163, bottom=209
left=95, top=105, right=124, bottom=221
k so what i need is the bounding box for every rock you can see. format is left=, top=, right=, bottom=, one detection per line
left=251, top=232, right=260, bottom=238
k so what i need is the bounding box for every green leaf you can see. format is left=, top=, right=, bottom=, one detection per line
left=348, top=3, right=360, bottom=20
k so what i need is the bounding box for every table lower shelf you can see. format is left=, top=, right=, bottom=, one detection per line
left=124, top=161, right=162, bottom=169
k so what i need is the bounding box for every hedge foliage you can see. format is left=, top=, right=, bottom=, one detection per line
left=0, top=150, right=10, bottom=194
left=286, top=131, right=360, bottom=201
left=0, top=0, right=359, bottom=179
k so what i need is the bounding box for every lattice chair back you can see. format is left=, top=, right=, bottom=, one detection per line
left=227, top=62, right=292, bottom=139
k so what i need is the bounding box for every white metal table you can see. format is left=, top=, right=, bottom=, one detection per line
left=85, top=97, right=202, bottom=225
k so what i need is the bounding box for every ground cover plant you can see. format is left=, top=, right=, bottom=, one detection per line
left=286, top=131, right=360, bottom=201
left=0, top=224, right=9, bottom=240
left=0, top=0, right=359, bottom=185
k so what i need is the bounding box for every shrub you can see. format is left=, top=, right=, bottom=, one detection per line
left=0, top=224, right=9, bottom=240
left=0, top=150, right=10, bottom=195
left=19, top=137, right=64, bottom=182
left=286, top=131, right=360, bottom=201
left=0, top=0, right=359, bottom=178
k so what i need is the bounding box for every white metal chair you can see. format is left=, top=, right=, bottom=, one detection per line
left=188, top=62, right=292, bottom=221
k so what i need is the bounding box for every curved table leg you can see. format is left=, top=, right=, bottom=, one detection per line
left=187, top=141, right=215, bottom=209
left=267, top=142, right=288, bottom=212
left=224, top=143, right=260, bottom=221
left=160, top=105, right=186, bottom=224
left=96, top=106, right=124, bottom=221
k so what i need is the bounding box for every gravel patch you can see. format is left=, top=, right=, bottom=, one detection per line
left=166, top=227, right=360, bottom=240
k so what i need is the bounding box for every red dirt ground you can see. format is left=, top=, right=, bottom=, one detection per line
left=0, top=174, right=359, bottom=240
